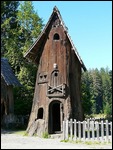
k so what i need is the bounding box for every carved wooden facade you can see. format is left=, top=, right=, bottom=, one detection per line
left=24, top=6, right=86, bottom=135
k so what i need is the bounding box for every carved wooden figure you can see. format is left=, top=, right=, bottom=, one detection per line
left=24, top=6, right=86, bottom=136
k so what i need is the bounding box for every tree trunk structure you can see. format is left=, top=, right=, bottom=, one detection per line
left=24, top=6, right=86, bottom=136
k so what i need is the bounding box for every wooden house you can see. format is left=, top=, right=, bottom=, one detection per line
left=24, top=6, right=87, bottom=136
left=1, top=58, right=21, bottom=125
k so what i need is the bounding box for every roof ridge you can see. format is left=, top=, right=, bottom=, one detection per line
left=53, top=6, right=58, bottom=12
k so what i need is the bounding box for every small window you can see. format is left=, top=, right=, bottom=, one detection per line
left=54, top=72, right=58, bottom=77
left=37, top=108, right=43, bottom=119
left=53, top=33, right=60, bottom=40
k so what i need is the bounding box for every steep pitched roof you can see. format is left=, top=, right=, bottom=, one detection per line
left=24, top=6, right=86, bottom=71
left=1, top=58, right=21, bottom=86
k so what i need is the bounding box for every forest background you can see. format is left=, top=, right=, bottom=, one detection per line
left=1, top=1, right=112, bottom=121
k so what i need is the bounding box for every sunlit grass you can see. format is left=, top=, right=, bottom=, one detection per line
left=13, top=130, right=28, bottom=136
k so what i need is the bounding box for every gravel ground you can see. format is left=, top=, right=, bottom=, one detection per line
left=1, top=130, right=112, bottom=149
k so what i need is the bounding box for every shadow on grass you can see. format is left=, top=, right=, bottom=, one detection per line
left=1, top=124, right=27, bottom=135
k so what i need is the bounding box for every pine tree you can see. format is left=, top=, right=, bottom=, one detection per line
left=14, top=1, right=44, bottom=115
left=1, top=1, right=19, bottom=56
left=1, top=1, right=44, bottom=115
left=81, top=71, right=92, bottom=115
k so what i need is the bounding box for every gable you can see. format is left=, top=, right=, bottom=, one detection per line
left=24, top=6, right=86, bottom=71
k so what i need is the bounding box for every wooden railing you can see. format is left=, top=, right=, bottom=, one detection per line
left=63, top=119, right=112, bottom=143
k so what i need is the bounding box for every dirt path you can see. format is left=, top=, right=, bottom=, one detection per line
left=1, top=130, right=112, bottom=149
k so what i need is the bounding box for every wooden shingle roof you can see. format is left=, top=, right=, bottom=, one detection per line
left=24, top=6, right=86, bottom=71
left=1, top=58, right=21, bottom=86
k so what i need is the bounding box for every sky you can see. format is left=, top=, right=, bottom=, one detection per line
left=32, top=1, right=112, bottom=70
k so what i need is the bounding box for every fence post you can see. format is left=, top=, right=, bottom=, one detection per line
left=66, top=120, right=69, bottom=140
left=74, top=119, right=77, bottom=141
left=110, top=122, right=112, bottom=143
left=91, top=120, right=95, bottom=142
left=83, top=121, right=86, bottom=142
left=63, top=120, right=66, bottom=140
left=96, top=121, right=99, bottom=142
left=87, top=119, right=90, bottom=140
left=101, top=120, right=104, bottom=143
left=70, top=119, right=73, bottom=140
left=106, top=120, right=109, bottom=143
left=78, top=121, right=81, bottom=141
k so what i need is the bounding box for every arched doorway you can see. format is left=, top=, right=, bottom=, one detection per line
left=49, top=101, right=63, bottom=134
left=37, top=107, right=44, bottom=119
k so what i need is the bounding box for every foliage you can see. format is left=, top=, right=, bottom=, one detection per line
left=81, top=67, right=112, bottom=117
left=1, top=1, right=44, bottom=115
left=17, top=1, right=43, bottom=53
left=60, top=139, right=69, bottom=142
left=1, top=1, right=19, bottom=56
left=42, top=132, right=50, bottom=138
left=81, top=71, right=92, bottom=115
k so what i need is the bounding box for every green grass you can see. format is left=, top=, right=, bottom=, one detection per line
left=60, top=139, right=111, bottom=145
left=42, top=132, right=50, bottom=138
left=84, top=141, right=100, bottom=145
left=12, top=130, right=28, bottom=136
left=60, top=139, right=69, bottom=142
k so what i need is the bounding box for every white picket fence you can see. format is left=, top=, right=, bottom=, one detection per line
left=63, top=119, right=112, bottom=143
